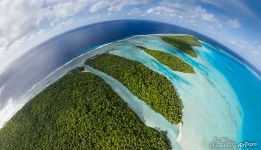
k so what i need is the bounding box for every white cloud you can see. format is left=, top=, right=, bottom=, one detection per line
left=0, top=0, right=101, bottom=73
left=199, top=0, right=255, bottom=18
left=257, top=45, right=261, bottom=53
left=0, top=98, right=23, bottom=129
left=0, top=0, right=40, bottom=49
left=147, top=6, right=177, bottom=17
left=223, top=37, right=261, bottom=73
left=0, top=0, right=148, bottom=54
left=89, top=0, right=148, bottom=13
left=0, top=0, right=95, bottom=53
left=0, top=38, right=8, bottom=51
left=227, top=19, right=241, bottom=29
left=251, top=50, right=260, bottom=55
left=128, top=8, right=145, bottom=16
left=228, top=38, right=260, bottom=57
left=146, top=1, right=220, bottom=26
left=89, top=0, right=110, bottom=13
left=194, top=6, right=218, bottom=22
left=108, top=0, right=148, bottom=12
left=41, top=0, right=92, bottom=21
left=0, top=0, right=259, bottom=74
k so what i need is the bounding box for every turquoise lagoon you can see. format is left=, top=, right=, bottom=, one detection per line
left=0, top=20, right=260, bottom=149
left=86, top=35, right=260, bottom=149
left=31, top=34, right=260, bottom=149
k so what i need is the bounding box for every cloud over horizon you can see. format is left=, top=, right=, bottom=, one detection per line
left=0, top=0, right=260, bottom=72
left=227, top=19, right=241, bottom=29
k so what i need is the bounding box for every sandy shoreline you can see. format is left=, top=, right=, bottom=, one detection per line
left=0, top=34, right=244, bottom=150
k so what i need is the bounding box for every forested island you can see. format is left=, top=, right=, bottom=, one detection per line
left=85, top=54, right=183, bottom=124
left=0, top=71, right=170, bottom=149
left=0, top=34, right=203, bottom=149
left=160, top=35, right=201, bottom=57
left=137, top=46, right=195, bottom=73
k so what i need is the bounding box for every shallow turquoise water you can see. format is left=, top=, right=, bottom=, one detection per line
left=25, top=34, right=259, bottom=149
left=197, top=42, right=261, bottom=143
left=1, top=20, right=259, bottom=149
left=85, top=65, right=182, bottom=150
left=106, top=35, right=260, bottom=149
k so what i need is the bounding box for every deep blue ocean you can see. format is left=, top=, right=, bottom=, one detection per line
left=0, top=20, right=260, bottom=146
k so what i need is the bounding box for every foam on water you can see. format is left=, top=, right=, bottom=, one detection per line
left=0, top=98, right=23, bottom=129
left=0, top=45, right=111, bottom=129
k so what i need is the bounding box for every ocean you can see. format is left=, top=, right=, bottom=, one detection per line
left=0, top=20, right=260, bottom=148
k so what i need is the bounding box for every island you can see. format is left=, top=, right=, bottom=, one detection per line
left=85, top=54, right=183, bottom=124
left=137, top=46, right=195, bottom=73
left=0, top=71, right=170, bottom=149
left=0, top=34, right=203, bottom=149
left=160, top=35, right=201, bottom=57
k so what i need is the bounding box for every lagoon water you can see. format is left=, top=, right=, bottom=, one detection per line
left=108, top=36, right=242, bottom=149
left=85, top=65, right=182, bottom=150
left=109, top=35, right=261, bottom=146
left=0, top=20, right=260, bottom=149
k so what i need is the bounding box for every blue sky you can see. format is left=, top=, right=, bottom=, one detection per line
left=0, top=0, right=260, bottom=72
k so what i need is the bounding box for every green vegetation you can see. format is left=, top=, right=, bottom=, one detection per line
left=85, top=54, right=183, bottom=124
left=137, top=46, right=195, bottom=73
left=67, top=66, right=84, bottom=74
left=0, top=72, right=171, bottom=149
left=160, top=35, right=201, bottom=57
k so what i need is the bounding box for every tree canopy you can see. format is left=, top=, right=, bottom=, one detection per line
left=160, top=35, right=201, bottom=57
left=0, top=72, right=170, bottom=150
left=85, top=54, right=183, bottom=124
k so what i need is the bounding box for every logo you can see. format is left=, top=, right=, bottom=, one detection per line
left=209, top=137, right=258, bottom=150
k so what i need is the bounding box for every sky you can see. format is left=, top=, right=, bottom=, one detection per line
left=0, top=0, right=260, bottom=73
